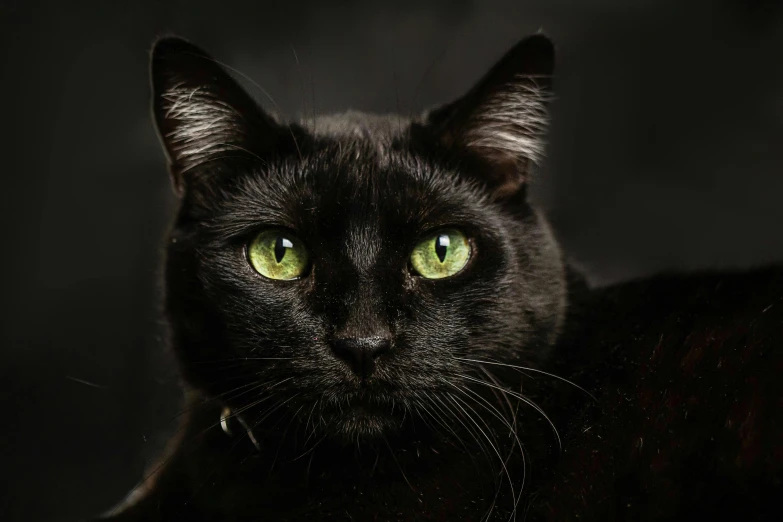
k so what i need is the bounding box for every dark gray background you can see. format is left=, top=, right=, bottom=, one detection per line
left=1, top=1, right=781, bottom=520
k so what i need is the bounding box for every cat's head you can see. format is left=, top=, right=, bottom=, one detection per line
left=151, top=35, right=566, bottom=442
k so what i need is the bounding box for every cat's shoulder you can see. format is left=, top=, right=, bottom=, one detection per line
left=539, top=265, right=783, bottom=521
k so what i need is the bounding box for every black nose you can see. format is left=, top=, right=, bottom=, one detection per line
left=331, top=337, right=391, bottom=378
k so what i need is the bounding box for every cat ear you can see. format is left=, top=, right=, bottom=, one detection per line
left=150, top=37, right=292, bottom=195
left=426, top=34, right=554, bottom=199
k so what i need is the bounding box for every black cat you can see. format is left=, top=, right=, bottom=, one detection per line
left=93, top=34, right=783, bottom=521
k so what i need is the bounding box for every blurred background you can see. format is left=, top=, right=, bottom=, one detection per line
left=1, top=0, right=781, bottom=520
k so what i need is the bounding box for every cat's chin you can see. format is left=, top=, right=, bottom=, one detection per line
left=328, top=404, right=401, bottom=442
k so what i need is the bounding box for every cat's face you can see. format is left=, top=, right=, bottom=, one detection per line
left=152, top=36, right=566, bottom=442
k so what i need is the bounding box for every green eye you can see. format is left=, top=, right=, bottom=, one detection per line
left=410, top=229, right=471, bottom=279
left=248, top=229, right=309, bottom=280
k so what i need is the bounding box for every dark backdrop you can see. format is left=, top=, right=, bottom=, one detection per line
left=1, top=1, right=781, bottom=521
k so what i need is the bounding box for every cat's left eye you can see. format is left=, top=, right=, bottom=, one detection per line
left=247, top=229, right=309, bottom=280
left=410, top=229, right=471, bottom=279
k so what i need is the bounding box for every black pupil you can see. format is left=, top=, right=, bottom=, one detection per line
left=274, top=236, right=289, bottom=263
left=435, top=234, right=449, bottom=263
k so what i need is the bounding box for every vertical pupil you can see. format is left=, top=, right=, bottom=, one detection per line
left=435, top=234, right=450, bottom=263
left=274, top=237, right=293, bottom=263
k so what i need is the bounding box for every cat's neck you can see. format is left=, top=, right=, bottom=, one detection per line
left=113, top=393, right=530, bottom=521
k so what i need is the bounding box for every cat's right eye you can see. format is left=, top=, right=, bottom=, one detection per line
left=247, top=229, right=309, bottom=280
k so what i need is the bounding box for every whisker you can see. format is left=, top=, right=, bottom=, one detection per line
left=292, top=433, right=327, bottom=463
left=382, top=435, right=416, bottom=493
left=415, top=398, right=467, bottom=452
left=302, top=399, right=321, bottom=447
left=460, top=373, right=562, bottom=450
left=459, top=386, right=528, bottom=522
left=448, top=393, right=517, bottom=516
left=167, top=373, right=290, bottom=422
left=249, top=392, right=301, bottom=432
left=269, top=404, right=304, bottom=473
left=478, top=366, right=519, bottom=429
left=431, top=394, right=487, bottom=460
left=191, top=356, right=293, bottom=364
left=454, top=356, right=595, bottom=401
left=452, top=383, right=525, bottom=468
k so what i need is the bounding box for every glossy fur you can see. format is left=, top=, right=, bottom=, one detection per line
left=92, top=34, right=783, bottom=522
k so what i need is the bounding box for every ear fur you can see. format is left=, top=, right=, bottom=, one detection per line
left=427, top=34, right=555, bottom=198
left=150, top=37, right=291, bottom=194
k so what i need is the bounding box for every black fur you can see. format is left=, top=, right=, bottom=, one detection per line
left=91, top=34, right=783, bottom=521
left=531, top=267, right=783, bottom=521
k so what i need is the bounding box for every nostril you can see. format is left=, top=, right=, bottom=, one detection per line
left=331, top=337, right=391, bottom=378
left=365, top=337, right=391, bottom=359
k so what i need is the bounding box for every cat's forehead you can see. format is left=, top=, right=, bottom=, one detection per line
left=203, top=132, right=494, bottom=245
left=308, top=111, right=410, bottom=161
left=310, top=111, right=410, bottom=140
left=282, top=148, right=494, bottom=244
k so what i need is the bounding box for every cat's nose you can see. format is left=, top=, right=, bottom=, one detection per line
left=331, top=337, right=391, bottom=378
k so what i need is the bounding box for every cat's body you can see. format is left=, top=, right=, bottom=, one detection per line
left=92, top=35, right=782, bottom=521
left=535, top=266, right=783, bottom=521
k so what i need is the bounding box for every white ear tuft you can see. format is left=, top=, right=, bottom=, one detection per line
left=150, top=37, right=290, bottom=194
left=426, top=34, right=555, bottom=199
left=462, top=78, right=551, bottom=166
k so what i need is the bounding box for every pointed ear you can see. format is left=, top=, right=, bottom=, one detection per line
left=150, top=37, right=293, bottom=195
left=426, top=34, right=554, bottom=199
